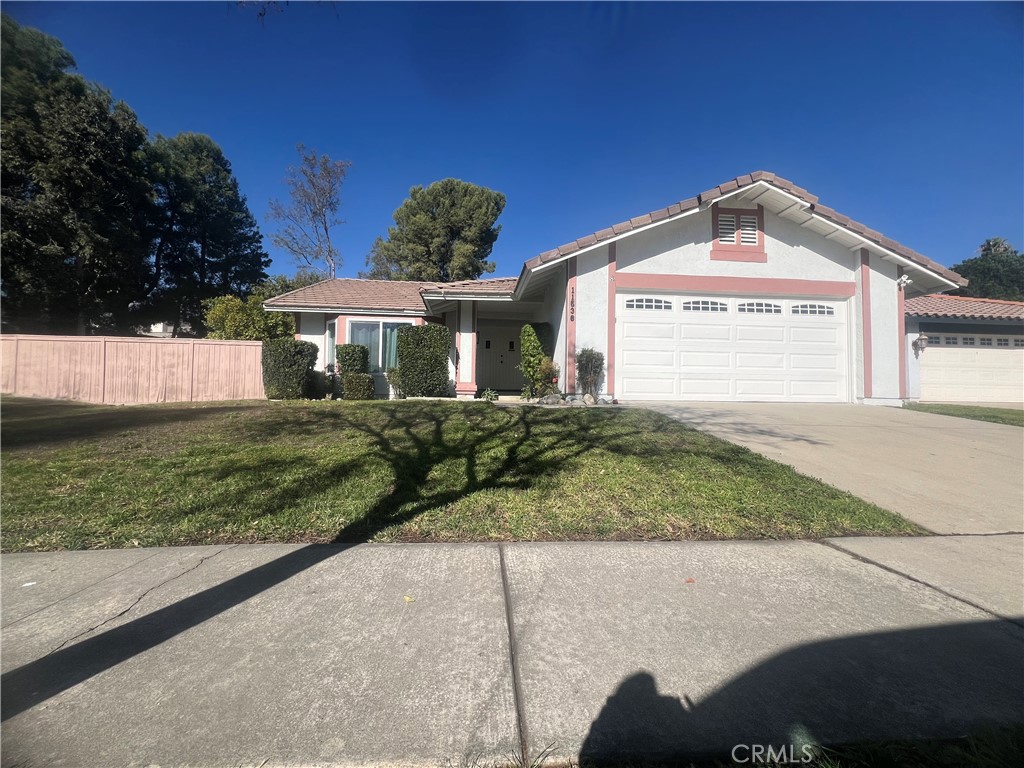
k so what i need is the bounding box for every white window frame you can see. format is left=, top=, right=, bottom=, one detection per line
left=625, top=297, right=673, bottom=311
left=346, top=317, right=416, bottom=373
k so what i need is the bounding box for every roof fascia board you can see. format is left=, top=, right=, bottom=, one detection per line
left=263, top=305, right=427, bottom=316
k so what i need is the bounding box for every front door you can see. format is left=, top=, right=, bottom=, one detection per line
left=477, top=325, right=526, bottom=392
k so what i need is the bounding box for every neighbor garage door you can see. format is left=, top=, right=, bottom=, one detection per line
left=919, top=333, right=1024, bottom=403
left=617, top=294, right=850, bottom=402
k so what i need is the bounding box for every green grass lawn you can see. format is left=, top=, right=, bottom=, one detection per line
left=0, top=397, right=920, bottom=551
left=904, top=402, right=1024, bottom=427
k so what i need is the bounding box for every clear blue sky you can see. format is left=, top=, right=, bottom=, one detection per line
left=6, top=1, right=1023, bottom=278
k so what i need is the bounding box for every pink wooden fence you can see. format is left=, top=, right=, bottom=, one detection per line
left=0, top=335, right=265, bottom=404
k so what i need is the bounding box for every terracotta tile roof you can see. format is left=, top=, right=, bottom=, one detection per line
left=420, top=277, right=518, bottom=295
left=524, top=170, right=967, bottom=287
left=263, top=277, right=518, bottom=313
left=263, top=278, right=442, bottom=312
left=905, top=294, right=1024, bottom=321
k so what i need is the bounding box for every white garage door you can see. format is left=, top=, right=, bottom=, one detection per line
left=617, top=294, right=850, bottom=402
left=919, top=333, right=1024, bottom=403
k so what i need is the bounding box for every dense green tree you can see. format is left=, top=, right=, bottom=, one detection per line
left=950, top=238, right=1024, bottom=301
left=268, top=144, right=350, bottom=278
left=203, top=269, right=324, bottom=340
left=1, top=15, right=154, bottom=333
left=146, top=133, right=269, bottom=335
left=361, top=178, right=505, bottom=282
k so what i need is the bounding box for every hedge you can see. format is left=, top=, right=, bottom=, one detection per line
left=397, top=324, right=451, bottom=397
left=262, top=339, right=319, bottom=399
left=518, top=324, right=545, bottom=397
left=342, top=373, right=376, bottom=401
left=336, top=344, right=370, bottom=375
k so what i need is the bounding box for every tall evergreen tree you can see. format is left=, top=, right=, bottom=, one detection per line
left=950, top=238, right=1024, bottom=301
left=1, top=15, right=154, bottom=333
left=361, top=178, right=505, bottom=282
left=146, top=133, right=269, bottom=335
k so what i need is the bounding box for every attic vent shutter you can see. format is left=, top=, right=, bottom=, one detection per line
left=717, top=214, right=737, bottom=244
left=739, top=215, right=758, bottom=245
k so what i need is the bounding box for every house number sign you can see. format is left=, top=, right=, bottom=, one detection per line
left=569, top=287, right=576, bottom=322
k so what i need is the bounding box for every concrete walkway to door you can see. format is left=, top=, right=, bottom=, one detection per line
left=633, top=402, right=1023, bottom=535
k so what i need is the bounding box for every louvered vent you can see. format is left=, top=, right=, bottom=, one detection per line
left=739, top=215, right=758, bottom=245
left=717, top=214, right=737, bottom=244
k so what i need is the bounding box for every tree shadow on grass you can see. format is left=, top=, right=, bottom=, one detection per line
left=0, top=401, right=647, bottom=721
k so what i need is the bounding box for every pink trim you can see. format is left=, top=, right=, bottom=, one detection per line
left=606, top=243, right=617, bottom=397
left=614, top=273, right=856, bottom=297
left=711, top=203, right=766, bottom=261
left=897, top=266, right=907, bottom=400
left=860, top=249, right=873, bottom=399
left=566, top=258, right=577, bottom=393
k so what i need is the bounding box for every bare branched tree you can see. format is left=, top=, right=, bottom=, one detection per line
left=268, top=144, right=351, bottom=279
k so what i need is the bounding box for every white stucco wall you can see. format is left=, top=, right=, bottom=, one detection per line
left=297, top=313, right=327, bottom=370
left=868, top=254, right=901, bottom=401
left=574, top=245, right=611, bottom=394
left=615, top=207, right=855, bottom=282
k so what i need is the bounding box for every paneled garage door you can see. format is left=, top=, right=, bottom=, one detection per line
left=919, top=333, right=1024, bottom=403
left=617, top=294, right=850, bottom=402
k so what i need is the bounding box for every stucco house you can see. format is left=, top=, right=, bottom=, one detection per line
left=264, top=171, right=972, bottom=404
left=905, top=294, right=1024, bottom=403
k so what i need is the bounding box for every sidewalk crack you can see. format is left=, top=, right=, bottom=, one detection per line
left=44, top=545, right=239, bottom=655
left=497, top=542, right=530, bottom=763
left=817, top=539, right=1024, bottom=630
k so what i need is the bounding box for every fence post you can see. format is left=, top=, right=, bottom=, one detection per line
left=188, top=339, right=196, bottom=402
left=100, top=337, right=108, bottom=404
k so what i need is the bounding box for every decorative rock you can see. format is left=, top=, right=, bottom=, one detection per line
left=583, top=393, right=597, bottom=405
left=539, top=393, right=562, bottom=405
left=598, top=396, right=613, bottom=405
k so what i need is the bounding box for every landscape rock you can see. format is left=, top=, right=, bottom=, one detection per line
left=583, top=394, right=597, bottom=405
left=539, top=394, right=562, bottom=405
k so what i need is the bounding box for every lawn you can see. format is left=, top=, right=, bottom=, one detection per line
left=0, top=397, right=920, bottom=551
left=904, top=402, right=1024, bottom=427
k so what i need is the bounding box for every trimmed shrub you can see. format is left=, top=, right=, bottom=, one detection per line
left=262, top=339, right=319, bottom=399
left=303, top=370, right=331, bottom=400
left=529, top=322, right=554, bottom=358
left=397, top=324, right=451, bottom=397
left=342, top=373, right=376, bottom=401
left=336, top=344, right=370, bottom=375
left=386, top=367, right=404, bottom=399
left=537, top=356, right=561, bottom=397
left=518, top=324, right=544, bottom=397
left=576, top=348, right=604, bottom=397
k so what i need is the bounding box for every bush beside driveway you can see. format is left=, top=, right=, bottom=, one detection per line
left=0, top=397, right=919, bottom=551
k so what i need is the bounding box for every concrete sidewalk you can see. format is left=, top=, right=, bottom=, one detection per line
left=2, top=541, right=1022, bottom=767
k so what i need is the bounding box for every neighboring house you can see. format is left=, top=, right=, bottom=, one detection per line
left=264, top=171, right=968, bottom=403
left=905, top=295, right=1024, bottom=404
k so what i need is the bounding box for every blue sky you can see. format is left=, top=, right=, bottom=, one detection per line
left=6, top=1, right=1022, bottom=278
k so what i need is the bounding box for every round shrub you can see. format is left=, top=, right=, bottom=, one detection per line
left=262, top=339, right=319, bottom=399
left=342, top=373, right=376, bottom=401
left=397, top=324, right=452, bottom=397
left=336, top=344, right=370, bottom=375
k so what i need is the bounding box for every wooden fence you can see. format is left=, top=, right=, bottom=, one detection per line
left=0, top=335, right=266, bottom=404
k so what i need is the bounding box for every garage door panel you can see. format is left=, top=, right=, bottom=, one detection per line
left=736, top=325, right=785, bottom=343
left=681, top=325, right=731, bottom=341
left=682, top=351, right=732, bottom=368
left=790, top=354, right=839, bottom=370
left=736, top=380, right=786, bottom=396
left=622, top=376, right=677, bottom=396
left=622, top=322, right=675, bottom=340
left=622, top=349, right=674, bottom=369
left=790, top=327, right=840, bottom=344
left=920, top=346, right=1024, bottom=403
left=618, top=294, right=849, bottom=402
left=735, top=353, right=785, bottom=370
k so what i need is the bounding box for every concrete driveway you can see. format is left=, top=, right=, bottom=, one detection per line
left=634, top=403, right=1024, bottom=535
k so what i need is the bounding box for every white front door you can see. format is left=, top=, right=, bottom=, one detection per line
left=616, top=294, right=851, bottom=402
left=477, top=325, right=526, bottom=391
